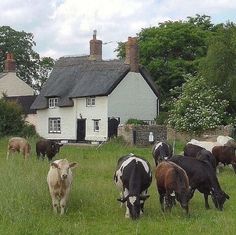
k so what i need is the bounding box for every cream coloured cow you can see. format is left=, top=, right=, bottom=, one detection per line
left=47, top=159, right=78, bottom=215
left=7, top=137, right=31, bottom=159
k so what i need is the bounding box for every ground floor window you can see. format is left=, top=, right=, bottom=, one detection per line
left=93, top=119, right=100, bottom=132
left=49, top=118, right=61, bottom=133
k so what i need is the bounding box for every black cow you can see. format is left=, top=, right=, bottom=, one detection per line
left=114, top=153, right=152, bottom=220
left=184, top=143, right=205, bottom=158
left=184, top=144, right=216, bottom=171
left=152, top=141, right=173, bottom=166
left=36, top=139, right=63, bottom=161
left=170, top=155, right=229, bottom=210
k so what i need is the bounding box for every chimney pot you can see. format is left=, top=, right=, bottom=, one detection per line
left=89, top=30, right=102, bottom=61
left=124, top=37, right=139, bottom=72
left=4, top=52, right=16, bottom=72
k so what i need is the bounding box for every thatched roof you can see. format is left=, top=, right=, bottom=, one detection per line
left=31, top=56, right=159, bottom=110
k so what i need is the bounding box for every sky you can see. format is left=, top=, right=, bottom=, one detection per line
left=0, top=0, right=236, bottom=60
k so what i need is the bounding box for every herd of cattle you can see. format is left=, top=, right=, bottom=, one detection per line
left=5, top=135, right=236, bottom=219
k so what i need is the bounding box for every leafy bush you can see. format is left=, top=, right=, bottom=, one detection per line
left=0, top=98, right=25, bottom=137
left=155, top=112, right=168, bottom=125
left=20, top=124, right=38, bottom=137
left=164, top=75, right=229, bottom=133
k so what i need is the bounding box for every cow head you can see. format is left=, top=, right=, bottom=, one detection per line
left=175, top=190, right=190, bottom=215
left=51, top=159, right=78, bottom=180
left=117, top=194, right=150, bottom=220
left=211, top=188, right=230, bottom=210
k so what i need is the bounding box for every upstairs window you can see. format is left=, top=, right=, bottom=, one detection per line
left=49, top=118, right=61, bottom=133
left=86, top=97, right=95, bottom=107
left=49, top=97, right=59, bottom=108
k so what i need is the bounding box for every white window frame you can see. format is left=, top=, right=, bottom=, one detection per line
left=49, top=97, right=59, bottom=108
left=93, top=119, right=100, bottom=132
left=49, top=118, right=61, bottom=133
left=86, top=97, right=96, bottom=107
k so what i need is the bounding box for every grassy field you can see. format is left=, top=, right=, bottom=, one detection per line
left=0, top=137, right=236, bottom=235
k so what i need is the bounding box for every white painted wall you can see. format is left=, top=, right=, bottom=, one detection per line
left=75, top=97, right=108, bottom=142
left=0, top=72, right=34, bottom=97
left=36, top=106, right=76, bottom=140
left=108, top=72, right=158, bottom=123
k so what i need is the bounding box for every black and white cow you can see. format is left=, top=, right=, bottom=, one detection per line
left=114, top=153, right=152, bottom=220
left=152, top=141, right=173, bottom=166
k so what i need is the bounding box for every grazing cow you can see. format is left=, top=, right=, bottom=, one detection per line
left=7, top=137, right=31, bottom=160
left=155, top=161, right=190, bottom=215
left=189, top=139, right=220, bottom=152
left=47, top=159, right=78, bottom=215
left=36, top=139, right=63, bottom=161
left=152, top=141, right=173, bottom=166
left=114, top=153, right=152, bottom=219
left=212, top=146, right=236, bottom=173
left=217, top=135, right=236, bottom=148
left=170, top=156, right=229, bottom=210
left=184, top=144, right=216, bottom=171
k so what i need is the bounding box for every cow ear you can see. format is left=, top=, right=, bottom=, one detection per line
left=140, top=195, right=150, bottom=200
left=224, top=192, right=230, bottom=199
left=69, top=162, right=78, bottom=169
left=51, top=162, right=58, bottom=168
left=117, top=197, right=127, bottom=203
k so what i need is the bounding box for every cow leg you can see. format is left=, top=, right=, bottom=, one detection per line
left=158, top=190, right=165, bottom=212
left=123, top=188, right=130, bottom=218
left=51, top=194, right=59, bottom=214
left=204, top=193, right=210, bottom=209
left=60, top=197, right=67, bottom=215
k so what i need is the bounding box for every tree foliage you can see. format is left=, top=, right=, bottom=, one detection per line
left=0, top=98, right=25, bottom=137
left=200, top=22, right=236, bottom=113
left=165, top=75, right=229, bottom=133
left=0, top=26, right=54, bottom=92
left=115, top=15, right=215, bottom=99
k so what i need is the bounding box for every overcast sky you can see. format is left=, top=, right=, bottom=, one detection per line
left=0, top=0, right=236, bottom=60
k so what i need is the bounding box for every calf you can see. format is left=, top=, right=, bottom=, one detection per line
left=7, top=137, right=31, bottom=160
left=36, top=139, right=63, bottom=161
left=47, top=159, right=78, bottom=215
left=170, top=156, right=229, bottom=210
left=152, top=141, right=173, bottom=166
left=155, top=161, right=190, bottom=215
left=212, top=145, right=236, bottom=173
left=114, top=153, right=152, bottom=219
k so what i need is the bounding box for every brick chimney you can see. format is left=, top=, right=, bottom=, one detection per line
left=89, top=30, right=102, bottom=61
left=124, top=37, right=139, bottom=72
left=4, top=52, right=16, bottom=72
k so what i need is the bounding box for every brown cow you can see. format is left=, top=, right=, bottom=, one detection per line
left=155, top=161, right=190, bottom=215
left=212, top=145, right=236, bottom=173
left=7, top=137, right=31, bottom=160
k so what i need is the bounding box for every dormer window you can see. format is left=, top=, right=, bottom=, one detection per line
left=86, top=97, right=95, bottom=107
left=49, top=97, right=59, bottom=108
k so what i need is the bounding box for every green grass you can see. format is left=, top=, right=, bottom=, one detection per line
left=0, top=137, right=235, bottom=235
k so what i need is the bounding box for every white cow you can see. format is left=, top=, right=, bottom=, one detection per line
left=47, top=159, right=78, bottom=215
left=189, top=139, right=221, bottom=153
left=217, top=135, right=236, bottom=148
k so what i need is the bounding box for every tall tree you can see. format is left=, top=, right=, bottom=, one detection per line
left=115, top=15, right=215, bottom=99
left=0, top=26, right=54, bottom=92
left=200, top=22, right=236, bottom=113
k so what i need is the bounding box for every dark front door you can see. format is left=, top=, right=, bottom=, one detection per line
left=108, top=117, right=120, bottom=138
left=77, top=119, right=86, bottom=142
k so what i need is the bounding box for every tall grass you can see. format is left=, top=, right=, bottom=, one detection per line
left=0, top=137, right=235, bottom=235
